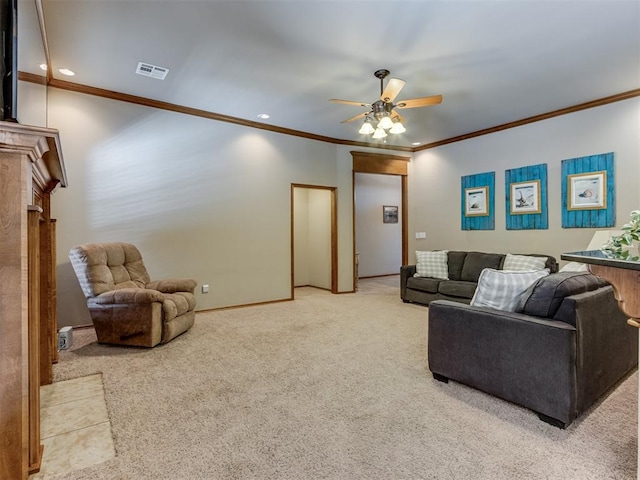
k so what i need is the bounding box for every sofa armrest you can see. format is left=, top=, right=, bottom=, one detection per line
left=400, top=265, right=417, bottom=299
left=147, top=278, right=197, bottom=293
left=91, top=288, right=165, bottom=305
left=428, top=299, right=577, bottom=423
left=555, top=286, right=638, bottom=413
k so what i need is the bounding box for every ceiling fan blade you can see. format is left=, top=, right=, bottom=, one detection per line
left=380, top=78, right=406, bottom=102
left=341, top=112, right=368, bottom=124
left=330, top=99, right=372, bottom=107
left=391, top=110, right=405, bottom=123
left=395, top=95, right=443, bottom=109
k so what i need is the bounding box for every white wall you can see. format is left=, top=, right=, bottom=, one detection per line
left=47, top=89, right=399, bottom=325
left=408, top=97, right=640, bottom=266
left=293, top=188, right=310, bottom=287
left=17, top=81, right=47, bottom=127
left=307, top=189, right=332, bottom=289
left=293, top=187, right=332, bottom=289
left=355, top=173, right=402, bottom=277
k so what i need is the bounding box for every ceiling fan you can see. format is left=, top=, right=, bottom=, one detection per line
left=330, top=69, right=442, bottom=138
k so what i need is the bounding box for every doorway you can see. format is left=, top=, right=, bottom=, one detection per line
left=291, top=184, right=338, bottom=297
left=354, top=173, right=403, bottom=278
left=351, top=151, right=410, bottom=290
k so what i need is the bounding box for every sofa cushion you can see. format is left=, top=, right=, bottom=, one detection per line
left=415, top=250, right=449, bottom=279
left=461, top=252, right=504, bottom=282
left=518, top=272, right=609, bottom=318
left=406, top=276, right=442, bottom=294
left=503, top=253, right=548, bottom=271
left=447, top=251, right=468, bottom=281
left=471, top=268, right=550, bottom=312
left=438, top=280, right=477, bottom=299
left=559, top=262, right=588, bottom=273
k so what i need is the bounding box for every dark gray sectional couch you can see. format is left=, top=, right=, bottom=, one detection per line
left=401, top=251, right=558, bottom=306
left=428, top=271, right=638, bottom=428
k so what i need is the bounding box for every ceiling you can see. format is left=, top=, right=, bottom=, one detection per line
left=22, top=1, right=640, bottom=149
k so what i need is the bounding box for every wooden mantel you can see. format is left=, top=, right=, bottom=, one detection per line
left=0, top=120, right=66, bottom=479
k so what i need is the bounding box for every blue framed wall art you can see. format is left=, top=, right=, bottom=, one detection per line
left=561, top=152, right=615, bottom=228
left=505, top=163, right=548, bottom=230
left=461, top=171, right=495, bottom=230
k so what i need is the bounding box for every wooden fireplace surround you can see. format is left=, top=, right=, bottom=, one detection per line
left=0, top=120, right=67, bottom=479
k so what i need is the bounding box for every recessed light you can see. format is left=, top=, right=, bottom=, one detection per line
left=58, top=68, right=75, bottom=76
left=412, top=142, right=421, bottom=146
left=39, top=64, right=47, bottom=71
left=257, top=113, right=270, bottom=119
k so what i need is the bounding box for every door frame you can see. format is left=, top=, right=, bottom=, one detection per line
left=290, top=183, right=338, bottom=297
left=351, top=151, right=410, bottom=290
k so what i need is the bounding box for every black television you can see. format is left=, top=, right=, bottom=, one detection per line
left=1, top=0, right=17, bottom=122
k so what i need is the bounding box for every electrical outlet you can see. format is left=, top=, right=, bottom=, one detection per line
left=202, top=284, right=209, bottom=294
left=58, top=326, right=73, bottom=350
left=415, top=232, right=427, bottom=239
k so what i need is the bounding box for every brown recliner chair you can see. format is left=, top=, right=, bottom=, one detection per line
left=69, top=242, right=197, bottom=347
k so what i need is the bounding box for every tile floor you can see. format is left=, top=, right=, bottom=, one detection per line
left=29, top=374, right=116, bottom=479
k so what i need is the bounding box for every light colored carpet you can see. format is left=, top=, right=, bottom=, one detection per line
left=53, top=276, right=637, bottom=479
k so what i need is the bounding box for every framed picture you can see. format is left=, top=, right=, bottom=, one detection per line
left=464, top=186, right=489, bottom=216
left=383, top=205, right=398, bottom=223
left=510, top=180, right=541, bottom=214
left=568, top=170, right=607, bottom=210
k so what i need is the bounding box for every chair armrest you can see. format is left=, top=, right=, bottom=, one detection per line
left=146, top=278, right=197, bottom=293
left=91, top=288, right=165, bottom=305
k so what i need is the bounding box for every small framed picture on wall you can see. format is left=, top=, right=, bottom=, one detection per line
left=510, top=180, right=541, bottom=214
left=383, top=205, right=399, bottom=223
left=464, top=186, right=489, bottom=217
left=567, top=171, right=607, bottom=210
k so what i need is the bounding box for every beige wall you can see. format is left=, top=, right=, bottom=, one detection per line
left=43, top=87, right=639, bottom=326
left=47, top=89, right=400, bottom=325
left=17, top=0, right=48, bottom=127
left=408, top=97, right=640, bottom=266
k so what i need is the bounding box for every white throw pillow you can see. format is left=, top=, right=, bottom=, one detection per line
left=471, top=268, right=549, bottom=312
left=503, top=253, right=547, bottom=271
left=414, top=250, right=449, bottom=280
left=559, top=262, right=588, bottom=273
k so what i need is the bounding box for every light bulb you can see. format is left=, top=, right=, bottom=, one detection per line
left=378, top=115, right=394, bottom=130
left=372, top=127, right=387, bottom=139
left=389, top=121, right=406, bottom=134
left=359, top=121, right=375, bottom=135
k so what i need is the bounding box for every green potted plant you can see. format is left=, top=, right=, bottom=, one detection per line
left=601, top=210, right=640, bottom=260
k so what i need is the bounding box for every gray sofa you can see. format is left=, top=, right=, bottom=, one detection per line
left=401, top=251, right=558, bottom=306
left=428, top=271, right=638, bottom=428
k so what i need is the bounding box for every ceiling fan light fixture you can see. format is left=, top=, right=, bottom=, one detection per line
left=377, top=115, right=394, bottom=130
left=358, top=119, right=375, bottom=135
left=389, top=120, right=406, bottom=134
left=372, top=127, right=387, bottom=139
left=330, top=69, right=442, bottom=143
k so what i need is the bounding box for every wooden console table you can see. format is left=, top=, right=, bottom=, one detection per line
left=561, top=250, right=640, bottom=327
left=0, top=121, right=66, bottom=479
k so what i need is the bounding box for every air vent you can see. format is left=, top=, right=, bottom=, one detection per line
left=136, top=62, right=169, bottom=80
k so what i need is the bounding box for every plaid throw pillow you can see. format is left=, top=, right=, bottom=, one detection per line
left=503, top=254, right=547, bottom=271
left=471, top=268, right=549, bottom=311
left=414, top=250, right=449, bottom=280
